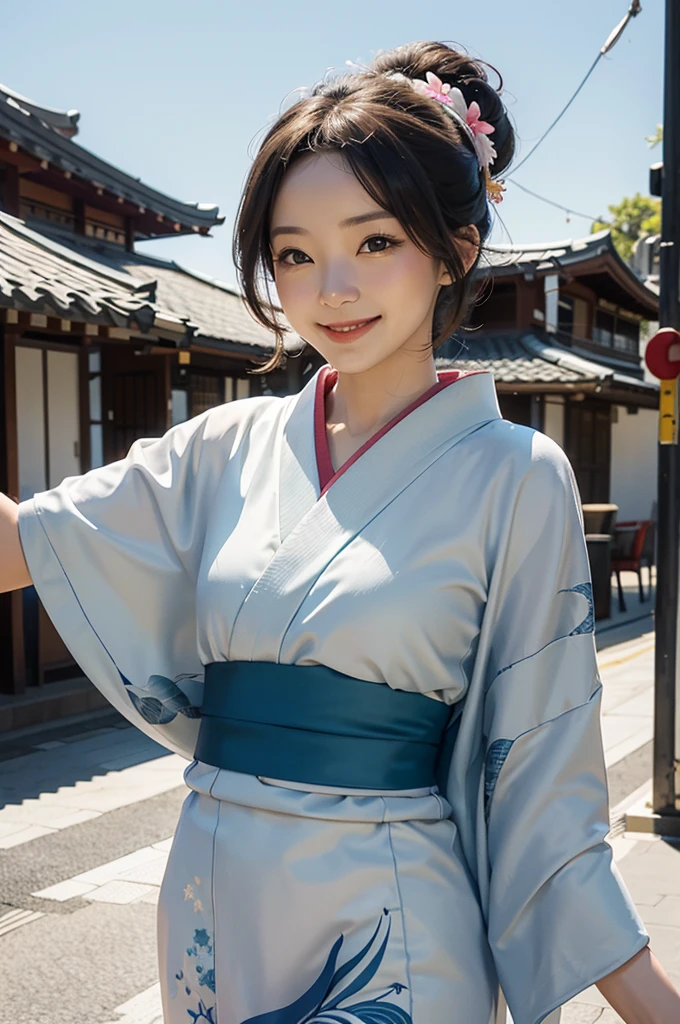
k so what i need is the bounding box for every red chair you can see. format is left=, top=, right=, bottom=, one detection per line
left=611, top=520, right=656, bottom=613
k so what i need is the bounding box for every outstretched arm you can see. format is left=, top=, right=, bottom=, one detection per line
left=597, top=944, right=680, bottom=1024
left=0, top=492, right=31, bottom=592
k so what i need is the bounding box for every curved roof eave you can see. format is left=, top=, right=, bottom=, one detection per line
left=481, top=230, right=658, bottom=316
left=0, top=83, right=80, bottom=138
left=0, top=90, right=222, bottom=229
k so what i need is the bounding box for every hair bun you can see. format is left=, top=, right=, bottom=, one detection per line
left=371, top=41, right=514, bottom=176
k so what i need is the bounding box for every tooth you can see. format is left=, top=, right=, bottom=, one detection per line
left=327, top=318, right=376, bottom=333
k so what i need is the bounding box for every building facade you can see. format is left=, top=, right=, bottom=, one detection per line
left=437, top=231, right=660, bottom=520
left=0, top=84, right=300, bottom=727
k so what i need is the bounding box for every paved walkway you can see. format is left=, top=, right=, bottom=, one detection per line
left=0, top=725, right=185, bottom=849
left=598, top=634, right=654, bottom=768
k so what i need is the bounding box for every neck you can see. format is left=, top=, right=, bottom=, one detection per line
left=326, top=350, right=438, bottom=438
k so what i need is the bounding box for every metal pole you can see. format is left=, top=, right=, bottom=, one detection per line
left=653, top=0, right=680, bottom=815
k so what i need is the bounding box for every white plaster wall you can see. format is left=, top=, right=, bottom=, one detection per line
left=15, top=346, right=46, bottom=501
left=610, top=406, right=658, bottom=521
left=640, top=319, right=660, bottom=385
left=543, top=397, right=565, bottom=449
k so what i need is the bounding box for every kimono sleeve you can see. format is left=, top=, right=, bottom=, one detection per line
left=481, top=433, right=648, bottom=1024
left=17, top=407, right=232, bottom=760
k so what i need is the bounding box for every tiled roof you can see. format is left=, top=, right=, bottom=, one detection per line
left=0, top=84, right=79, bottom=138
left=436, top=332, right=658, bottom=396
left=0, top=213, right=300, bottom=354
left=0, top=212, right=164, bottom=332
left=78, top=242, right=299, bottom=353
left=481, top=231, right=615, bottom=273
left=479, top=230, right=658, bottom=317
left=0, top=84, right=222, bottom=232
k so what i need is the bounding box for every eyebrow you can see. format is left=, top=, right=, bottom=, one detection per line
left=270, top=210, right=397, bottom=240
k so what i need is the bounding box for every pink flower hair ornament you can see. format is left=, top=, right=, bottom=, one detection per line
left=385, top=70, right=505, bottom=204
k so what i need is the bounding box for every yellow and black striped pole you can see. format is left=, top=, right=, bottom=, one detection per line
left=659, top=377, right=678, bottom=446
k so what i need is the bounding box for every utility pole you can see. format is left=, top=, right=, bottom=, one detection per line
left=644, top=0, right=680, bottom=827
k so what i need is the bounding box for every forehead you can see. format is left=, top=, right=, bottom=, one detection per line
left=270, top=151, right=382, bottom=225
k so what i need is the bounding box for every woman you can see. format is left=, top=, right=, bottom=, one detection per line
left=1, top=40, right=679, bottom=1024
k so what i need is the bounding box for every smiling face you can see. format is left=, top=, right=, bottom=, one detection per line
left=269, top=150, right=454, bottom=377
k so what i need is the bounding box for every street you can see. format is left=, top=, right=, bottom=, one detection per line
left=0, top=608, right=678, bottom=1024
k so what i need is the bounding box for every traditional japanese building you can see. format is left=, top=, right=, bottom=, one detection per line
left=0, top=84, right=301, bottom=727
left=436, top=230, right=660, bottom=518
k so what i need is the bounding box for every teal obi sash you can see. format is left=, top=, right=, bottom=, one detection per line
left=194, top=662, right=452, bottom=790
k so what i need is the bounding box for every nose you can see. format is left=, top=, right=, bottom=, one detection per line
left=319, top=258, right=360, bottom=309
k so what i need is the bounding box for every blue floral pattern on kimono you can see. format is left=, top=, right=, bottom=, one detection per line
left=173, top=877, right=216, bottom=1023
left=483, top=581, right=595, bottom=819
left=560, top=582, right=595, bottom=636
left=120, top=671, right=202, bottom=725
left=240, top=910, right=411, bottom=1024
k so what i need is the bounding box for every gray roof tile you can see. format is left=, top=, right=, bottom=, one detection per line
left=0, top=84, right=79, bottom=138
left=0, top=213, right=300, bottom=354
left=0, top=212, right=158, bottom=331
left=436, top=331, right=658, bottom=395
left=59, top=234, right=301, bottom=352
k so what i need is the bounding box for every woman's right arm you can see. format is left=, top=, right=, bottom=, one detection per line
left=0, top=492, right=32, bottom=592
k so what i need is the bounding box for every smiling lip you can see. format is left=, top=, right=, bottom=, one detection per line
left=318, top=316, right=381, bottom=342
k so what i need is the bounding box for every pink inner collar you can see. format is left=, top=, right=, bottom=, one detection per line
left=313, top=364, right=480, bottom=497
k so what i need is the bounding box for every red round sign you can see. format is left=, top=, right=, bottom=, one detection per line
left=645, top=327, right=680, bottom=380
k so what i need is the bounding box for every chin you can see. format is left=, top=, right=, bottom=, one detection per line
left=325, top=349, right=396, bottom=375
left=312, top=336, right=411, bottom=376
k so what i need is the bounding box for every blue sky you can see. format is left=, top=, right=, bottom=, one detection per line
left=4, top=0, right=664, bottom=286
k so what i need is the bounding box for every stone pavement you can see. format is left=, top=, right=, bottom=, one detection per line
left=101, top=985, right=163, bottom=1024
left=598, top=631, right=655, bottom=769
left=0, top=717, right=185, bottom=849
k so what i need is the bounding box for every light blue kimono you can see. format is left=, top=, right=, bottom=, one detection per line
left=18, top=367, right=648, bottom=1024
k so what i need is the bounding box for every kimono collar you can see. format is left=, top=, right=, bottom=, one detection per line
left=313, top=365, right=498, bottom=496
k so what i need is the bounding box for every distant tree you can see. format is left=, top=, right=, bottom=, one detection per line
left=592, top=193, right=661, bottom=261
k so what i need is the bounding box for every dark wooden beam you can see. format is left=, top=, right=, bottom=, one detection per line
left=124, top=217, right=136, bottom=252
left=515, top=280, right=536, bottom=329
left=76, top=343, right=91, bottom=474
left=286, top=353, right=304, bottom=393
left=561, top=278, right=598, bottom=304
left=560, top=256, right=657, bottom=319
left=73, top=197, right=86, bottom=236
left=163, top=352, right=172, bottom=431
left=0, top=138, right=42, bottom=174
left=0, top=162, right=20, bottom=217
left=2, top=328, right=20, bottom=500
left=41, top=349, right=50, bottom=489
left=0, top=326, right=26, bottom=694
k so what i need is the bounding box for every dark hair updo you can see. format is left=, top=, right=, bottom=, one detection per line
left=233, top=40, right=515, bottom=370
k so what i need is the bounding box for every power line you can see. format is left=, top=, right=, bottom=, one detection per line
left=509, top=54, right=603, bottom=177
left=508, top=1, right=642, bottom=176
left=507, top=178, right=608, bottom=224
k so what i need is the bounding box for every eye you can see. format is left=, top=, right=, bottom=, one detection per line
left=275, top=248, right=310, bottom=267
left=359, top=234, right=403, bottom=254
